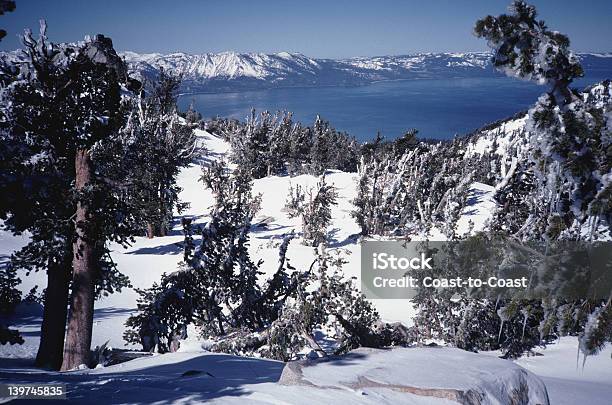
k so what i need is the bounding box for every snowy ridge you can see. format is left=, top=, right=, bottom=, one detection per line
left=2, top=48, right=610, bottom=93
left=118, top=51, right=612, bottom=93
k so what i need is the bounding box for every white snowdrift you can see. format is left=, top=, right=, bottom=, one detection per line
left=282, top=347, right=549, bottom=405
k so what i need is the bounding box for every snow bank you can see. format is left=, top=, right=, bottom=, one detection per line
left=280, top=347, right=549, bottom=405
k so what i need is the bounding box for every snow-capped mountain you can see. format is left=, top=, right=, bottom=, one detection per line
left=122, top=51, right=368, bottom=93
left=2, top=48, right=609, bottom=93
left=120, top=51, right=612, bottom=93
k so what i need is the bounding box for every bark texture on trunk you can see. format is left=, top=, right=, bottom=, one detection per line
left=146, top=222, right=156, bottom=239
left=35, top=260, right=70, bottom=370
left=62, top=149, right=96, bottom=371
left=158, top=222, right=167, bottom=237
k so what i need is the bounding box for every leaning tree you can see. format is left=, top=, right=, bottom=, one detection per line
left=475, top=1, right=611, bottom=358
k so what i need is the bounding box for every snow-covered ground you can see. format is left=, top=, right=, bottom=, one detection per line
left=1, top=129, right=610, bottom=404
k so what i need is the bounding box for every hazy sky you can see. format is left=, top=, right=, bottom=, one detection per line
left=1, top=0, right=610, bottom=58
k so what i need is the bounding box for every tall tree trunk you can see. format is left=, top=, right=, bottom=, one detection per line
left=35, top=259, right=70, bottom=370
left=62, top=149, right=96, bottom=371
left=146, top=222, right=155, bottom=239
left=158, top=181, right=167, bottom=237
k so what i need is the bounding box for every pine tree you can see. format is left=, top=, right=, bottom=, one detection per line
left=284, top=182, right=306, bottom=218
left=184, top=100, right=202, bottom=126
left=223, top=110, right=358, bottom=177
left=475, top=0, right=583, bottom=108
left=302, top=175, right=338, bottom=246
left=123, top=70, right=196, bottom=238
left=229, top=109, right=272, bottom=179
left=0, top=22, right=142, bottom=370
left=126, top=162, right=398, bottom=359
left=0, top=263, right=23, bottom=345
left=286, top=122, right=311, bottom=175
left=476, top=1, right=611, bottom=357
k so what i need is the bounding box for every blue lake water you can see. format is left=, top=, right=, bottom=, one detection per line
left=178, top=75, right=610, bottom=142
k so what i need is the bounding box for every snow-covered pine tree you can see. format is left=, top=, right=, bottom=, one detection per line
left=215, top=244, right=403, bottom=361
left=302, top=175, right=338, bottom=246
left=123, top=69, right=196, bottom=238
left=475, top=0, right=583, bottom=106
left=475, top=0, right=607, bottom=241
left=491, top=161, right=536, bottom=235
left=286, top=122, right=311, bottom=175
left=308, top=115, right=331, bottom=175
left=308, top=115, right=359, bottom=175
left=229, top=109, right=273, bottom=179
left=0, top=22, right=143, bottom=370
left=123, top=268, right=199, bottom=353
left=352, top=156, right=386, bottom=236
left=265, top=111, right=293, bottom=176
left=183, top=100, right=202, bottom=126
left=262, top=245, right=402, bottom=360
left=0, top=262, right=23, bottom=345
left=352, top=137, right=477, bottom=237
left=222, top=110, right=358, bottom=177
left=284, top=182, right=306, bottom=218
left=189, top=161, right=264, bottom=334
left=126, top=162, right=400, bottom=358
left=475, top=0, right=612, bottom=358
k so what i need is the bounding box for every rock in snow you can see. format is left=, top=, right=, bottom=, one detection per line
left=280, top=347, right=549, bottom=405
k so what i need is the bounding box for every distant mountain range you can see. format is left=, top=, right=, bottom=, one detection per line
left=2, top=48, right=610, bottom=93
left=121, top=51, right=612, bottom=93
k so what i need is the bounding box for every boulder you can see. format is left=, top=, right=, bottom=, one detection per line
left=279, top=347, right=549, bottom=405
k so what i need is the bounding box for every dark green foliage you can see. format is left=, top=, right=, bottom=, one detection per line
left=0, top=23, right=139, bottom=292
left=0, top=265, right=21, bottom=316
left=302, top=175, right=338, bottom=246
left=123, top=70, right=196, bottom=238
left=0, top=23, right=167, bottom=366
left=579, top=300, right=612, bottom=359
left=0, top=263, right=23, bottom=345
left=475, top=1, right=582, bottom=107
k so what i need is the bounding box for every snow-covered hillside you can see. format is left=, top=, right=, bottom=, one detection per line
left=120, top=51, right=612, bottom=93
left=2, top=121, right=611, bottom=404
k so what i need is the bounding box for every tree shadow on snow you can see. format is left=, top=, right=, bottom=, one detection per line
left=465, top=188, right=488, bottom=207
left=127, top=242, right=184, bottom=255
left=327, top=229, right=359, bottom=248
left=1, top=354, right=285, bottom=403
